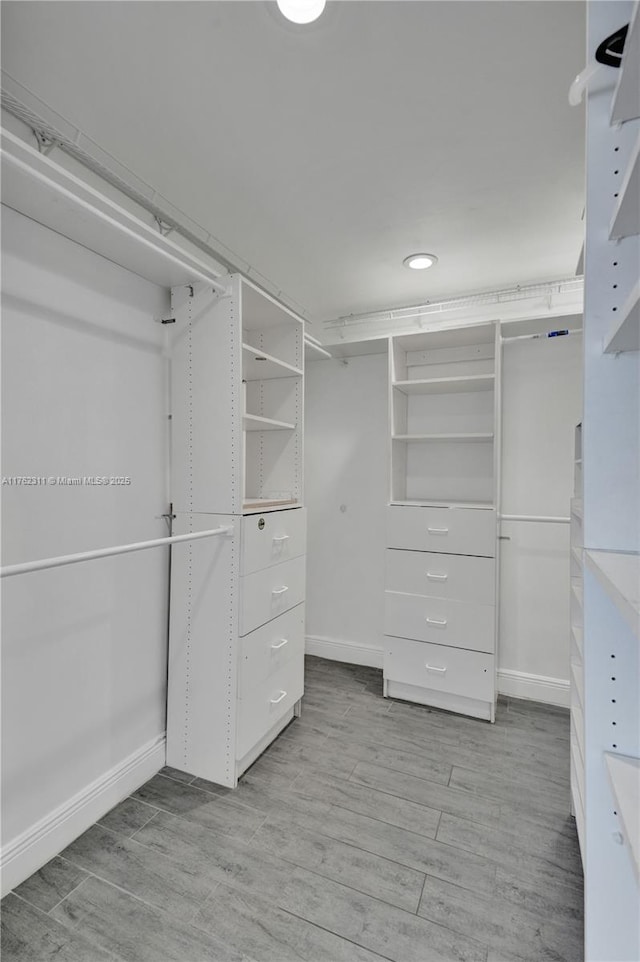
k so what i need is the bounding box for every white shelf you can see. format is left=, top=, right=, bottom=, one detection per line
left=1, top=130, right=225, bottom=290
left=392, top=432, right=494, bottom=443
left=605, top=753, right=640, bottom=882
left=392, top=375, right=495, bottom=396
left=611, top=2, right=640, bottom=125
left=610, top=134, right=640, bottom=240
left=389, top=499, right=495, bottom=510
left=585, top=550, right=640, bottom=635
left=243, top=414, right=295, bottom=432
left=243, top=498, right=298, bottom=513
left=604, top=279, right=640, bottom=354
left=242, top=343, right=303, bottom=381
left=304, top=337, right=331, bottom=360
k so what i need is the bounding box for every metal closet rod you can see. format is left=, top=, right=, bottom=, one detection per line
left=500, top=514, right=570, bottom=524
left=0, top=525, right=233, bottom=579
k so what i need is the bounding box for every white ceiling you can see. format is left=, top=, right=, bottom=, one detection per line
left=1, top=1, right=586, bottom=324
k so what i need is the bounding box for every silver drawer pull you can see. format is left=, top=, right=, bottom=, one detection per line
left=272, top=585, right=289, bottom=596
left=270, top=690, right=287, bottom=705
left=271, top=638, right=289, bottom=650
left=426, top=572, right=448, bottom=581
left=427, top=527, right=449, bottom=535
left=425, top=617, right=447, bottom=627
left=425, top=664, right=447, bottom=673
left=272, top=534, right=290, bottom=543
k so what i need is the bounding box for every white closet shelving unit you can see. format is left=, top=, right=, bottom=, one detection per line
left=570, top=423, right=585, bottom=856
left=167, top=275, right=307, bottom=787
left=581, top=3, right=640, bottom=958
left=383, top=322, right=501, bottom=721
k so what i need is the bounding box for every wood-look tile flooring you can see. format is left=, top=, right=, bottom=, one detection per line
left=2, top=656, right=583, bottom=962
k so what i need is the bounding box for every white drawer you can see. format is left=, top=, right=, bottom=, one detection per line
left=386, top=549, right=495, bottom=604
left=384, top=637, right=494, bottom=702
left=384, top=591, right=495, bottom=653
left=236, top=656, right=304, bottom=759
left=387, top=505, right=495, bottom=557
left=241, top=508, right=306, bottom=576
left=239, top=603, right=305, bottom=698
left=240, top=556, right=306, bottom=636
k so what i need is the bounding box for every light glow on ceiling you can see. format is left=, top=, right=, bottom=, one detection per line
left=403, top=253, right=438, bottom=270
left=276, top=0, right=326, bottom=25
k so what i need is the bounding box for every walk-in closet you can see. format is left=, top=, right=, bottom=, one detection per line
left=1, top=2, right=638, bottom=961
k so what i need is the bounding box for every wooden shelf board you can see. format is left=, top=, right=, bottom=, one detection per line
left=392, top=375, right=495, bottom=396
left=605, top=753, right=640, bottom=882
left=392, top=433, right=494, bottom=443
left=243, top=498, right=298, bottom=513
left=609, top=134, right=640, bottom=240
left=585, top=550, right=640, bottom=636
left=243, top=414, right=295, bottom=432
left=604, top=279, right=640, bottom=354
left=304, top=339, right=332, bottom=360
left=611, top=2, right=640, bottom=124
left=242, top=343, right=303, bottom=380
left=389, top=499, right=495, bottom=510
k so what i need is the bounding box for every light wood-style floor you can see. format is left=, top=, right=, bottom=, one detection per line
left=2, top=656, right=583, bottom=962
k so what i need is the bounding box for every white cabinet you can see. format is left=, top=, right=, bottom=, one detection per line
left=166, top=275, right=307, bottom=787
left=384, top=322, right=500, bottom=721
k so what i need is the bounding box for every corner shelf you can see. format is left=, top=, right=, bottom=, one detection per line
left=243, top=414, right=295, bottom=432
left=584, top=550, right=640, bottom=635
left=605, top=753, right=640, bottom=882
left=604, top=279, right=640, bottom=354
left=609, top=134, right=640, bottom=241
left=392, top=375, right=495, bottom=396
left=242, top=344, right=303, bottom=381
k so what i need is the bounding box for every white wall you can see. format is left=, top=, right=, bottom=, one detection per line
left=499, top=332, right=582, bottom=704
left=1, top=207, right=170, bottom=890
left=305, top=353, right=388, bottom=665
left=305, top=328, right=582, bottom=704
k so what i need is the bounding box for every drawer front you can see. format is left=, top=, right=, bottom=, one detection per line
left=384, top=637, right=494, bottom=702
left=240, top=556, right=306, bottom=636
left=386, top=549, right=495, bottom=604
left=387, top=505, right=495, bottom=557
left=241, top=508, right=306, bottom=576
left=237, top=656, right=304, bottom=759
left=239, top=604, right=305, bottom=698
left=384, top=591, right=495, bottom=653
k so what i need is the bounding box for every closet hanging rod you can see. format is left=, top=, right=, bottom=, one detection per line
left=502, top=329, right=582, bottom=343
left=0, top=525, right=233, bottom=579
left=500, top=514, right=570, bottom=524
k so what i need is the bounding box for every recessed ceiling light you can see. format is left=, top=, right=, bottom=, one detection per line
left=276, top=0, right=326, bottom=24
left=403, top=253, right=438, bottom=270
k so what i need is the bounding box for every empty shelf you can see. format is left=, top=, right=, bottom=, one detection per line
left=243, top=414, right=295, bottom=431
left=392, top=375, right=495, bottom=395
left=390, top=499, right=495, bottom=510
left=304, top=339, right=332, bottom=360
left=392, top=433, right=494, bottom=442
left=605, top=753, right=640, bottom=881
left=242, top=344, right=303, bottom=380
left=609, top=134, right=640, bottom=240
left=611, top=3, right=640, bottom=124
left=585, top=550, right=640, bottom=635
left=243, top=498, right=298, bottom=512
left=604, top=280, right=640, bottom=354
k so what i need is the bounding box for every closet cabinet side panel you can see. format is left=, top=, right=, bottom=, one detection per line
left=169, top=282, right=242, bottom=515
left=166, top=514, right=239, bottom=787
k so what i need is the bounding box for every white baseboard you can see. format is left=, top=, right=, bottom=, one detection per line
left=498, top=668, right=570, bottom=708
left=306, top=635, right=383, bottom=669
left=1, top=734, right=166, bottom=896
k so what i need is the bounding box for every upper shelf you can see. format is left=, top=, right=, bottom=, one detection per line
left=585, top=550, right=640, bottom=636
left=304, top=337, right=332, bottom=360
left=611, top=2, right=640, bottom=125
left=1, top=130, right=226, bottom=290
left=242, top=414, right=295, bottom=432
left=605, top=753, right=640, bottom=882
left=393, top=375, right=495, bottom=396
left=242, top=343, right=303, bottom=381
left=604, top=279, right=640, bottom=354
left=610, top=134, right=640, bottom=241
